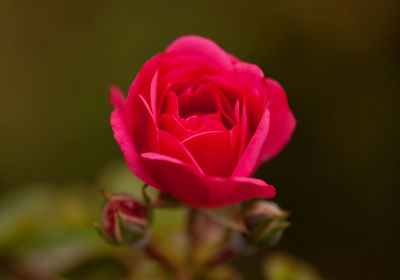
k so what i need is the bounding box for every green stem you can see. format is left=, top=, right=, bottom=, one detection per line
left=203, top=247, right=235, bottom=268
left=144, top=244, right=176, bottom=273
left=187, top=208, right=199, bottom=248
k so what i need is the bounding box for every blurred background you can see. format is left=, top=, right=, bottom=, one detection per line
left=1, top=0, right=399, bottom=279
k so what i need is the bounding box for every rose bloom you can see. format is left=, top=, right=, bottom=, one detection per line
left=110, top=35, right=295, bottom=208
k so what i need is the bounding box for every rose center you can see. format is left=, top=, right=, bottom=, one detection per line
left=177, top=84, right=235, bottom=130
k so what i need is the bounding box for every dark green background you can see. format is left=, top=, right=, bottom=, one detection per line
left=1, top=0, right=399, bottom=279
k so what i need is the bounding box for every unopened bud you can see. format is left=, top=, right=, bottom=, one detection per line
left=93, top=191, right=150, bottom=247
left=244, top=200, right=290, bottom=247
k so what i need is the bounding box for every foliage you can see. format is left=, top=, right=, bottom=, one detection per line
left=0, top=163, right=322, bottom=279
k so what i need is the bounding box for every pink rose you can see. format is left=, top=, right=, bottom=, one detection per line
left=110, top=35, right=296, bottom=208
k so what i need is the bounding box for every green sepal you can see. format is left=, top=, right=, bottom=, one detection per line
left=246, top=210, right=291, bottom=247
left=255, top=221, right=291, bottom=247
left=116, top=212, right=150, bottom=247
left=91, top=222, right=119, bottom=246
left=250, top=215, right=287, bottom=241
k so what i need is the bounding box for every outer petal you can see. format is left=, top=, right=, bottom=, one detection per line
left=127, top=53, right=164, bottom=111
left=207, top=176, right=275, bottom=208
left=110, top=89, right=163, bottom=191
left=128, top=94, right=158, bottom=153
left=232, top=103, right=270, bottom=177
left=140, top=153, right=210, bottom=206
left=165, top=35, right=232, bottom=70
left=140, top=152, right=275, bottom=208
left=260, top=79, right=296, bottom=162
left=232, top=61, right=266, bottom=101
left=109, top=86, right=126, bottom=109
left=231, top=61, right=267, bottom=134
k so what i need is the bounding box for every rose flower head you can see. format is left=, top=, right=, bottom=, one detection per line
left=110, top=35, right=296, bottom=208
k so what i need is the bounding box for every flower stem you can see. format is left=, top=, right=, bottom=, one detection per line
left=203, top=247, right=235, bottom=268
left=144, top=245, right=175, bottom=273
left=187, top=208, right=199, bottom=248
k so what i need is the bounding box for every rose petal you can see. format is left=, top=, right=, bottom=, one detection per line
left=232, top=103, right=270, bottom=177
left=157, top=129, right=203, bottom=172
left=162, top=77, right=197, bottom=96
left=178, top=84, right=219, bottom=117
left=140, top=152, right=210, bottom=205
left=110, top=105, right=163, bottom=191
left=207, top=176, right=275, bottom=208
left=160, top=90, right=179, bottom=116
left=109, top=85, right=126, bottom=109
left=230, top=99, right=247, bottom=162
left=201, top=73, right=240, bottom=105
left=182, top=131, right=236, bottom=177
left=127, top=53, right=164, bottom=110
left=150, top=70, right=159, bottom=121
left=165, top=35, right=233, bottom=70
left=239, top=99, right=248, bottom=156
left=159, top=114, right=191, bottom=140
left=183, top=115, right=201, bottom=130
left=159, top=114, right=226, bottom=141
left=232, top=61, right=265, bottom=99
left=198, top=118, right=227, bottom=133
left=230, top=101, right=241, bottom=161
left=127, top=94, right=158, bottom=153
left=260, top=79, right=296, bottom=162
left=159, top=65, right=203, bottom=89
left=140, top=152, right=275, bottom=208
left=158, top=114, right=227, bottom=141
left=179, top=84, right=235, bottom=128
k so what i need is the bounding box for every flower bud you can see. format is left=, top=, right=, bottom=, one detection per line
left=243, top=200, right=290, bottom=247
left=94, top=191, right=150, bottom=247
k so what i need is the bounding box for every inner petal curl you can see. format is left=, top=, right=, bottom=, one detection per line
left=177, top=84, right=236, bottom=129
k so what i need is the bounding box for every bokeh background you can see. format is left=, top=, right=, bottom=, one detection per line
left=1, top=0, right=399, bottom=279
